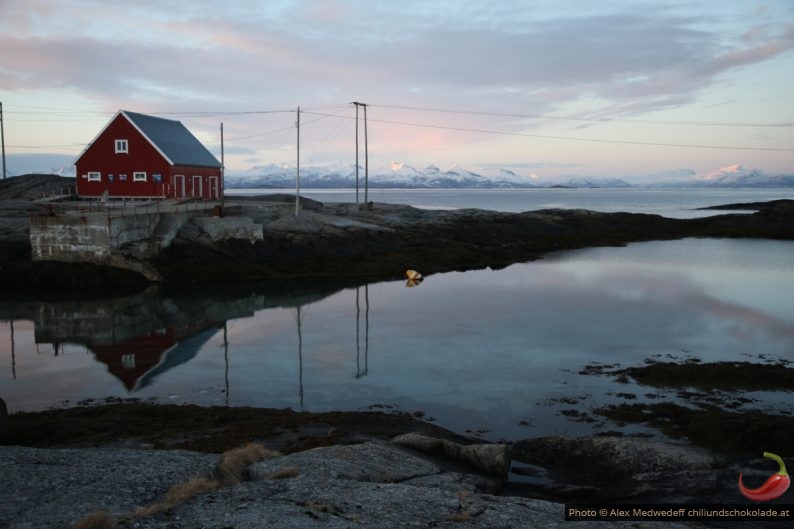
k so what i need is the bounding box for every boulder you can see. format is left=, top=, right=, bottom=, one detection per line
left=392, top=432, right=511, bottom=479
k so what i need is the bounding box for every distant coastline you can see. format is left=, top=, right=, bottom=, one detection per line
left=1, top=174, right=793, bottom=289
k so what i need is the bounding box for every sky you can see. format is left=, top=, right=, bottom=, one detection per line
left=1, top=0, right=793, bottom=178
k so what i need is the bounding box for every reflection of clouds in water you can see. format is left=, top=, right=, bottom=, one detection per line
left=369, top=253, right=793, bottom=363
left=590, top=266, right=794, bottom=348
left=5, top=238, right=792, bottom=439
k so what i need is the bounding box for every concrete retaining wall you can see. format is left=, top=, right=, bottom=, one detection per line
left=30, top=213, right=160, bottom=262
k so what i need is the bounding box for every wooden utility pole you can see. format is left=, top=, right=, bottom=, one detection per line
left=363, top=103, right=369, bottom=206
left=354, top=102, right=360, bottom=206
left=295, top=106, right=301, bottom=216
left=1, top=101, right=6, bottom=179
left=353, top=102, right=369, bottom=208
left=220, top=122, right=225, bottom=207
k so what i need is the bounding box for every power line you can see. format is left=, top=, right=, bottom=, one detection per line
left=6, top=143, right=88, bottom=149
left=207, top=107, right=351, bottom=144
left=301, top=110, right=794, bottom=152
left=369, top=103, right=794, bottom=128
left=6, top=102, right=792, bottom=152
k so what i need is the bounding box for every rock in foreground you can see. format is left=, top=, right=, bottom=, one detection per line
left=1, top=442, right=693, bottom=529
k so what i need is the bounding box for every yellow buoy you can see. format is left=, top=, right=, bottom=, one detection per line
left=405, top=269, right=423, bottom=280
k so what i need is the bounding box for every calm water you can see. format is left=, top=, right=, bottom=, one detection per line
left=3, top=238, right=793, bottom=441
left=228, top=187, right=794, bottom=218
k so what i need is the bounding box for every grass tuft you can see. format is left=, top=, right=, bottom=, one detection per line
left=70, top=511, right=116, bottom=529
left=218, top=442, right=280, bottom=485
left=133, top=477, right=219, bottom=518
left=164, top=477, right=220, bottom=504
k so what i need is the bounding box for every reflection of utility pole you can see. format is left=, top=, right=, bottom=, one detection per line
left=9, top=321, right=15, bottom=379
left=355, top=287, right=361, bottom=375
left=296, top=305, right=304, bottom=409
left=223, top=322, right=229, bottom=406
left=356, top=285, right=370, bottom=379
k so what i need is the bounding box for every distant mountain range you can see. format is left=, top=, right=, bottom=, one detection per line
left=225, top=163, right=794, bottom=189
left=6, top=153, right=793, bottom=188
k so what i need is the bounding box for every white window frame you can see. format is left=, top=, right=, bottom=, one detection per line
left=87, top=171, right=101, bottom=182
left=115, top=139, right=128, bottom=154
left=133, top=171, right=147, bottom=182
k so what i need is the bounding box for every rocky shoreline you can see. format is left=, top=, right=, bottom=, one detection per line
left=3, top=382, right=794, bottom=529
left=3, top=402, right=793, bottom=529
left=3, top=175, right=794, bottom=527
left=1, top=175, right=793, bottom=288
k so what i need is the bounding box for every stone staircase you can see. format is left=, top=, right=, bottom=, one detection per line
left=152, top=213, right=184, bottom=247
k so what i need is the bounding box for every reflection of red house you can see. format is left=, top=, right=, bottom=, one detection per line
left=91, top=322, right=219, bottom=391
left=74, top=110, right=222, bottom=200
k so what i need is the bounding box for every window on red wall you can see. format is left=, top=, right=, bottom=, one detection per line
left=115, top=139, right=128, bottom=153
left=133, top=172, right=147, bottom=182
left=88, top=172, right=101, bottom=182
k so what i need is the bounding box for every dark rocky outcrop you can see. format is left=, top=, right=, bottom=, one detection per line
left=2, top=174, right=793, bottom=288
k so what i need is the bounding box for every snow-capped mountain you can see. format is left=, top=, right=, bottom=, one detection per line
left=11, top=152, right=792, bottom=189
left=691, top=164, right=794, bottom=187
left=632, top=165, right=794, bottom=188
left=48, top=165, right=77, bottom=177
left=225, top=162, right=542, bottom=189
left=225, top=162, right=794, bottom=189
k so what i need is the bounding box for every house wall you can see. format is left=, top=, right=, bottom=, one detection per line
left=76, top=114, right=172, bottom=198
left=75, top=114, right=222, bottom=200
left=171, top=165, right=223, bottom=200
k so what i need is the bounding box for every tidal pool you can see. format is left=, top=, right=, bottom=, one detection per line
left=2, top=237, right=793, bottom=441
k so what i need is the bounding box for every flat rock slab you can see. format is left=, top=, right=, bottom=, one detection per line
left=1, top=445, right=217, bottom=529
left=122, top=441, right=692, bottom=529
left=0, top=442, right=694, bottom=529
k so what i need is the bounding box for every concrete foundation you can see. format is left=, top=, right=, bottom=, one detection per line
left=30, top=212, right=161, bottom=262
left=28, top=203, right=262, bottom=281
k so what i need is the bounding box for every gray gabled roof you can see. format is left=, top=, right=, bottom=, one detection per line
left=123, top=111, right=221, bottom=168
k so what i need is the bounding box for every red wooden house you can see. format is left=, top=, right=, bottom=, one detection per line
left=75, top=110, right=222, bottom=200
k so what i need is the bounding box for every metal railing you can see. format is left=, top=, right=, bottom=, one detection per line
left=35, top=196, right=220, bottom=218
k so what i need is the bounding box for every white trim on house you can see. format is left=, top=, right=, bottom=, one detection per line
left=133, top=171, right=147, bottom=182
left=73, top=110, right=176, bottom=166
left=74, top=111, right=123, bottom=164
left=115, top=139, right=128, bottom=153
left=87, top=171, right=101, bottom=182
left=192, top=175, right=202, bottom=196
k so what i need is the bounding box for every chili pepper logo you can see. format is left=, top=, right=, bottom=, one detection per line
left=738, top=452, right=790, bottom=502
